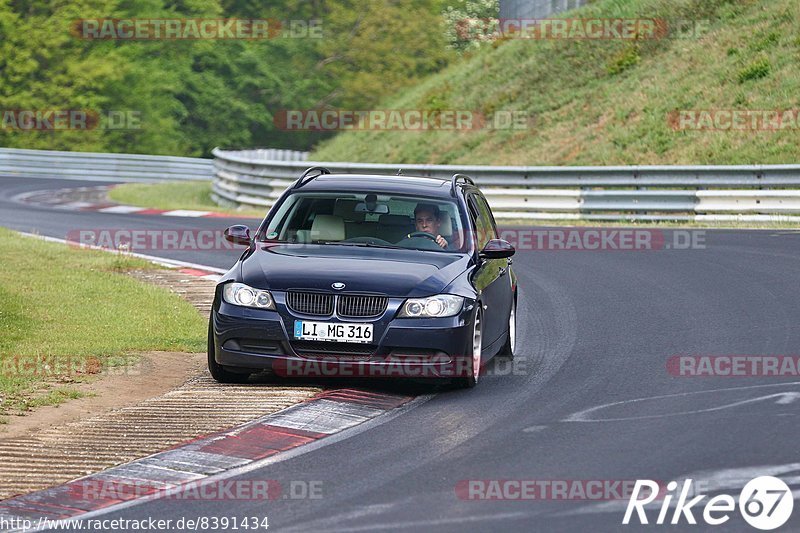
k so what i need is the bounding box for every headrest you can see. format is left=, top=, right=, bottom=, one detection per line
left=311, top=215, right=345, bottom=241
left=379, top=214, right=412, bottom=226
left=333, top=199, right=365, bottom=222
left=439, top=215, right=453, bottom=237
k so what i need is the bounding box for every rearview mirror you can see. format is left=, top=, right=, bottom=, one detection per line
left=224, top=225, right=251, bottom=246
left=354, top=202, right=389, bottom=214
left=479, top=239, right=515, bottom=259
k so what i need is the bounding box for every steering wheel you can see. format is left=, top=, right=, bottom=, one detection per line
left=343, top=236, right=394, bottom=246
left=407, top=231, right=438, bottom=242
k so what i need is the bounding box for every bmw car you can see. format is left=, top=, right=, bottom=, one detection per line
left=208, top=167, right=517, bottom=387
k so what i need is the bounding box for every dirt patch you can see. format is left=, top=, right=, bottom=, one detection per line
left=0, top=352, right=205, bottom=440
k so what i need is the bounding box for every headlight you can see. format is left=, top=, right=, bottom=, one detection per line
left=222, top=282, right=275, bottom=310
left=398, top=295, right=463, bottom=318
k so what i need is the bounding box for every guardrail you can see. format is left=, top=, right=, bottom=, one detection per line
left=212, top=148, right=800, bottom=221
left=3, top=147, right=798, bottom=221
left=0, top=147, right=214, bottom=183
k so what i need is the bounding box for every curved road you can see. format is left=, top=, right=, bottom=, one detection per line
left=2, top=177, right=800, bottom=532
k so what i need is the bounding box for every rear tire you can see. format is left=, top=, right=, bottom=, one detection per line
left=497, top=297, right=516, bottom=360
left=207, top=321, right=252, bottom=384
left=453, top=309, right=483, bottom=388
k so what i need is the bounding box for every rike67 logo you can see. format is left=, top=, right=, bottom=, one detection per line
left=624, top=477, right=793, bottom=530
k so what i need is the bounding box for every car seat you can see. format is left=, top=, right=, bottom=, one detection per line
left=310, top=214, right=345, bottom=242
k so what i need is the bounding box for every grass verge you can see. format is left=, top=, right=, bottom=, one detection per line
left=0, top=228, right=207, bottom=418
left=108, top=181, right=266, bottom=219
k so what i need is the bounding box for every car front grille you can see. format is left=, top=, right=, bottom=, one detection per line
left=286, top=291, right=387, bottom=318
left=286, top=291, right=335, bottom=316
left=337, top=295, right=388, bottom=318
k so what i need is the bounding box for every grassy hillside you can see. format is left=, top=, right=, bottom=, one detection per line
left=312, top=0, right=800, bottom=165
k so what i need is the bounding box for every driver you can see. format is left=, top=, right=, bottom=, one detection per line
left=412, top=203, right=448, bottom=249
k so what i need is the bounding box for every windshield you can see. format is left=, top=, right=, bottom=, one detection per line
left=259, top=192, right=470, bottom=253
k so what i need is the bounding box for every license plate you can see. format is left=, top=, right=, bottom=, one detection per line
left=293, top=321, right=373, bottom=344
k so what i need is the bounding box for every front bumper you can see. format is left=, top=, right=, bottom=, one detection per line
left=212, top=292, right=477, bottom=379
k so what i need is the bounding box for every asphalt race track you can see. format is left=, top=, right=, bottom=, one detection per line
left=2, top=176, right=800, bottom=532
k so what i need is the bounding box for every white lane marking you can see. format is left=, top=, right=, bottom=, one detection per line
left=161, top=210, right=212, bottom=217
left=97, top=205, right=146, bottom=214
left=563, top=382, right=800, bottom=423
left=522, top=425, right=548, bottom=433
left=18, top=232, right=228, bottom=274
left=776, top=392, right=800, bottom=404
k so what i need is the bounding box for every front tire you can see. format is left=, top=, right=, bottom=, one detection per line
left=454, top=309, right=483, bottom=388
left=207, top=321, right=252, bottom=384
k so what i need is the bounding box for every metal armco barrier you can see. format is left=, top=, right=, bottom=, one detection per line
left=3, top=147, right=798, bottom=221
left=0, top=147, right=214, bottom=183
left=212, top=148, right=800, bottom=221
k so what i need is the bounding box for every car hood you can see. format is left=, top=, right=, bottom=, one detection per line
left=239, top=244, right=470, bottom=298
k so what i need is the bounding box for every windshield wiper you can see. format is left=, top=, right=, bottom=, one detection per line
left=316, top=241, right=404, bottom=250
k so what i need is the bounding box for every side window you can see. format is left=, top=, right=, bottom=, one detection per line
left=264, top=195, right=300, bottom=239
left=474, top=194, right=498, bottom=240
left=468, top=194, right=493, bottom=250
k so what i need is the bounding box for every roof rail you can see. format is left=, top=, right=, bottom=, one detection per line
left=293, top=166, right=331, bottom=189
left=450, top=173, right=476, bottom=196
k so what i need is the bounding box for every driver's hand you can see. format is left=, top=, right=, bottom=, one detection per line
left=435, top=235, right=448, bottom=248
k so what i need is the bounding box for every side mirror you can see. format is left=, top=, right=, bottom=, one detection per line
left=479, top=239, right=515, bottom=259
left=224, top=225, right=251, bottom=246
